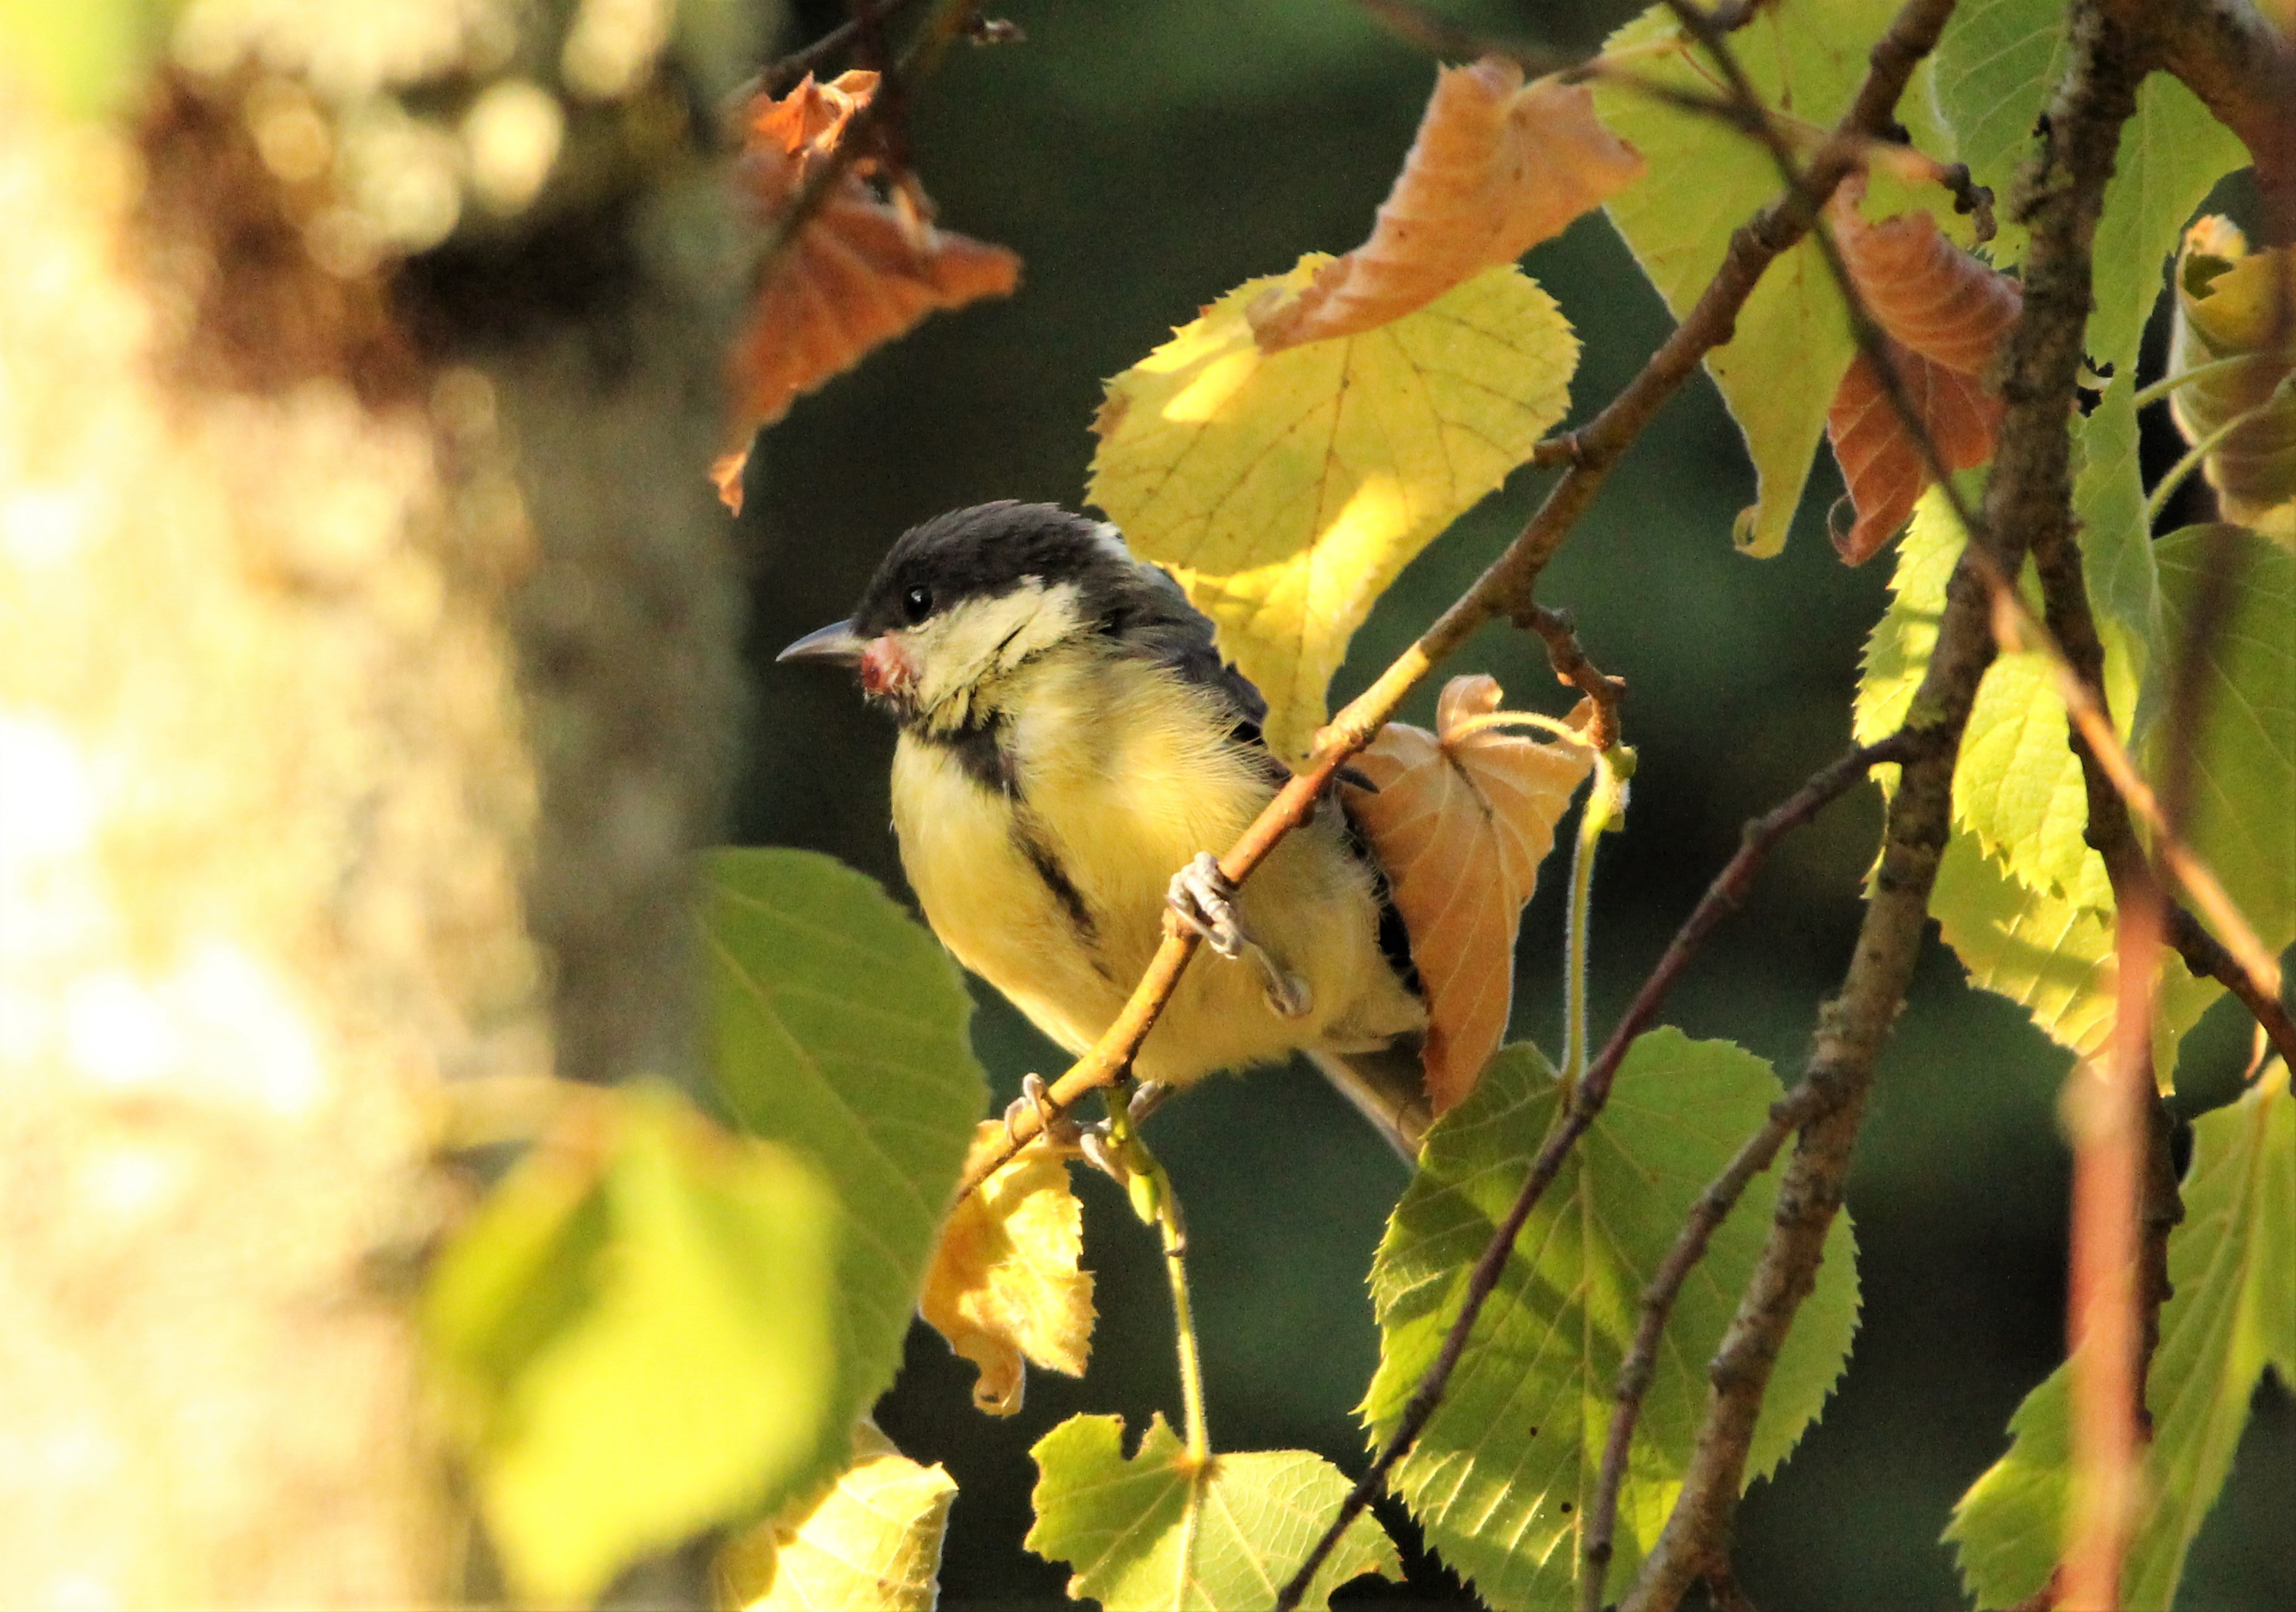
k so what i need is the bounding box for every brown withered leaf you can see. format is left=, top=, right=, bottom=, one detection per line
left=746, top=70, right=882, bottom=191
left=716, top=79, right=1020, bottom=512
left=1822, top=178, right=2021, bottom=560
left=1831, top=176, right=2021, bottom=374
left=1827, top=340, right=2001, bottom=563
left=1342, top=678, right=1595, bottom=1114
left=1250, top=60, right=1642, bottom=353
left=917, top=1125, right=1093, bottom=1416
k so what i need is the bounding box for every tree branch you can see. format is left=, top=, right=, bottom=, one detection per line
left=1616, top=5, right=2146, bottom=1607
left=2097, top=0, right=2296, bottom=242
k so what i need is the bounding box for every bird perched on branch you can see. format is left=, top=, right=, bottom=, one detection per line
left=780, top=500, right=1431, bottom=1157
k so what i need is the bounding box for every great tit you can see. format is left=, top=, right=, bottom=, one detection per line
left=780, top=501, right=1432, bottom=1156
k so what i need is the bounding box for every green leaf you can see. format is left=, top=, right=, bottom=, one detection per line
left=1596, top=0, right=1906, bottom=556
left=1929, top=829, right=2219, bottom=1074
left=2074, top=377, right=2159, bottom=733
left=424, top=1085, right=843, bottom=1604
left=1025, top=1414, right=1400, bottom=1611
left=701, top=848, right=988, bottom=1491
left=1947, top=1071, right=2296, bottom=1610
left=1362, top=1035, right=1858, bottom=1609
left=2151, top=528, right=2296, bottom=967
left=718, top=1421, right=958, bottom=1612
left=1933, top=0, right=2246, bottom=375
left=1852, top=458, right=2145, bottom=909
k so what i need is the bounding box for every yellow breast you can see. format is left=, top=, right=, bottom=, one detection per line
left=889, top=648, right=1423, bottom=1085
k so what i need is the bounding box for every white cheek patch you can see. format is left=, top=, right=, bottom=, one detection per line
left=910, top=579, right=1089, bottom=724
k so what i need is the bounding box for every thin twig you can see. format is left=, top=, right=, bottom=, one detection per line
left=1617, top=4, right=2142, bottom=1607
left=726, top=0, right=929, bottom=112
left=1524, top=606, right=1628, bottom=751
left=2063, top=884, right=2161, bottom=1607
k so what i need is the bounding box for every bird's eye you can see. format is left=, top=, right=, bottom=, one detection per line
left=902, top=584, right=933, bottom=623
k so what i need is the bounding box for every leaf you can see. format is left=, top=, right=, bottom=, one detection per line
left=1833, top=175, right=2023, bottom=376
left=718, top=1421, right=958, bottom=1612
left=716, top=77, right=1021, bottom=511
left=917, top=1126, right=1095, bottom=1416
left=1826, top=341, right=2002, bottom=564
left=1250, top=60, right=1642, bottom=352
left=1852, top=479, right=2141, bottom=908
left=1946, top=1069, right=2296, bottom=1610
left=424, top=1085, right=844, bottom=1605
left=1927, top=830, right=2219, bottom=1078
left=701, top=848, right=988, bottom=1495
left=1025, top=1414, right=1400, bottom=1611
left=1596, top=0, right=1910, bottom=556
left=1363, top=1034, right=1858, bottom=1609
left=1820, top=178, right=2021, bottom=562
left=1340, top=676, right=1594, bottom=1112
left=1089, top=258, right=1575, bottom=758
left=2073, top=376, right=2158, bottom=733
left=2168, top=219, right=2296, bottom=530
left=1933, top=0, right=2247, bottom=375
left=2151, top=526, right=2296, bottom=965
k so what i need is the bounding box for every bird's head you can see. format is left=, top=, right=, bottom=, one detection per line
left=779, top=502, right=1152, bottom=730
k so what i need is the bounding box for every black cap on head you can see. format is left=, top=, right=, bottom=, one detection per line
left=850, top=502, right=1138, bottom=637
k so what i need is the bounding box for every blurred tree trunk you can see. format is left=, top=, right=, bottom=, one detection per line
left=0, top=6, right=749, bottom=1593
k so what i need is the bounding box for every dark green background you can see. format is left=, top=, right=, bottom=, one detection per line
left=734, top=2, right=2292, bottom=1605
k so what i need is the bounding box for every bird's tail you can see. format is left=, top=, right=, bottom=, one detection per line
left=1306, top=1042, right=1432, bottom=1166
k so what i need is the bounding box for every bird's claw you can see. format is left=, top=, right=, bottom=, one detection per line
left=1166, top=853, right=1315, bottom=1020
left=1167, top=852, right=1247, bottom=958
left=1003, top=1071, right=1081, bottom=1150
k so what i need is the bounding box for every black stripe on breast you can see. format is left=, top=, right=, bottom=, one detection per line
left=921, top=718, right=1018, bottom=796
left=1016, top=826, right=1099, bottom=945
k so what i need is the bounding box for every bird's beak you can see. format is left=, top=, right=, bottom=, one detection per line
left=777, top=620, right=867, bottom=666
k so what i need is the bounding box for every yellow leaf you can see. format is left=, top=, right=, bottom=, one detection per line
left=718, top=1421, right=957, bottom=1612
left=1343, top=678, right=1594, bottom=1112
left=2168, top=216, right=2296, bottom=533
left=1090, top=257, right=1576, bottom=759
left=917, top=1126, right=1094, bottom=1416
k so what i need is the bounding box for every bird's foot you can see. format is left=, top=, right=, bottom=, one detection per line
left=1166, top=852, right=1247, bottom=957
left=1074, top=1081, right=1169, bottom=1185
left=1003, top=1071, right=1080, bottom=1150
left=1165, top=853, right=1314, bottom=1020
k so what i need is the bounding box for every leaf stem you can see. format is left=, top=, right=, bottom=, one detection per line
left=2143, top=377, right=2296, bottom=525
left=1104, top=1088, right=1210, bottom=1463
left=1563, top=750, right=1633, bottom=1090
left=2127, top=352, right=2260, bottom=412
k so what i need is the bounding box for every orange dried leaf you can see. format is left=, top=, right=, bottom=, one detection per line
left=1827, top=340, right=2001, bottom=563
left=1831, top=175, right=2021, bottom=377
left=1342, top=677, right=1594, bottom=1113
left=917, top=1126, right=1093, bottom=1416
left=745, top=70, right=882, bottom=197
left=1250, top=60, right=1642, bottom=352
left=1821, top=177, right=2021, bottom=561
left=718, top=170, right=1020, bottom=511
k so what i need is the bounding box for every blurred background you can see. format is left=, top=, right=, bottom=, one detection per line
left=2, top=0, right=2285, bottom=1605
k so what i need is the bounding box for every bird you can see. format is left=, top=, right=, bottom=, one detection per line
left=778, top=500, right=1434, bottom=1159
